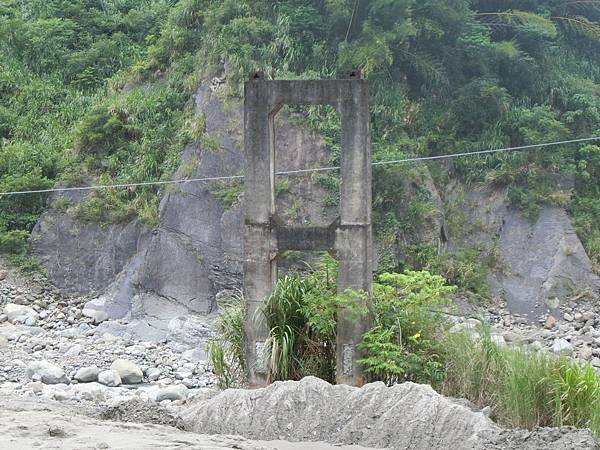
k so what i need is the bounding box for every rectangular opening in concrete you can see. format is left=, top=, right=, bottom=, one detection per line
left=272, top=104, right=341, bottom=227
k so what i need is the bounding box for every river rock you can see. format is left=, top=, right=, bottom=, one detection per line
left=155, top=384, right=188, bottom=402
left=71, top=382, right=107, bottom=402
left=74, top=366, right=100, bottom=383
left=145, top=367, right=161, bottom=382
left=110, top=359, right=143, bottom=384
left=81, top=307, right=109, bottom=325
left=98, top=369, right=121, bottom=387
left=552, top=338, right=573, bottom=354
left=4, top=303, right=37, bottom=324
left=26, top=360, right=69, bottom=385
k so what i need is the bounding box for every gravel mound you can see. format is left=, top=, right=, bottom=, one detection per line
left=183, top=377, right=599, bottom=450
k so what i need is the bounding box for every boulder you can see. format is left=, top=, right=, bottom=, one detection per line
left=71, top=382, right=107, bottom=402
left=98, top=369, right=121, bottom=387
left=26, top=360, right=69, bottom=385
left=4, top=303, right=37, bottom=324
left=82, top=306, right=109, bottom=325
left=74, top=366, right=100, bottom=383
left=64, top=344, right=84, bottom=357
left=145, top=367, right=161, bottom=382
left=552, top=338, right=574, bottom=354
left=156, top=384, right=188, bottom=402
left=449, top=318, right=482, bottom=339
left=110, top=359, right=142, bottom=384
left=166, top=315, right=212, bottom=352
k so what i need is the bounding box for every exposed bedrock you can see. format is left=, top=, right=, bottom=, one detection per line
left=30, top=84, right=335, bottom=346
left=449, top=184, right=600, bottom=320
left=30, top=84, right=599, bottom=343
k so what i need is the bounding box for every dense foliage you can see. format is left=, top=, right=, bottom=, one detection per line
left=2, top=0, right=600, bottom=281
left=209, top=261, right=600, bottom=436
left=209, top=257, right=455, bottom=387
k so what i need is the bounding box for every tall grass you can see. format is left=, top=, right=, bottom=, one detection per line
left=443, top=329, right=600, bottom=436
left=207, top=292, right=245, bottom=389
left=263, top=273, right=336, bottom=382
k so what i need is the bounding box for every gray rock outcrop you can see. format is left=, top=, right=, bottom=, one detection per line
left=450, top=184, right=599, bottom=320
left=30, top=83, right=334, bottom=345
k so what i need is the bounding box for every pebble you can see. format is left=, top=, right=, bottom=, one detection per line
left=48, top=425, right=66, bottom=437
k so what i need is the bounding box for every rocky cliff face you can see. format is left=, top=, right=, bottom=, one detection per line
left=30, top=83, right=335, bottom=349
left=30, top=83, right=600, bottom=349
left=447, top=183, right=600, bottom=319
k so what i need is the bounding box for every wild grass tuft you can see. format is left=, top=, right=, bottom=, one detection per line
left=207, top=292, right=245, bottom=389
left=443, top=328, right=600, bottom=436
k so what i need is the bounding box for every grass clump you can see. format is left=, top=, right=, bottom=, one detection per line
left=207, top=292, right=245, bottom=389
left=443, top=329, right=600, bottom=435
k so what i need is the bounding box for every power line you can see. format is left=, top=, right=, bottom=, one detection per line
left=1, top=135, right=599, bottom=197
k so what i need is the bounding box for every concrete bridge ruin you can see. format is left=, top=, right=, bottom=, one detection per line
left=243, top=71, right=373, bottom=387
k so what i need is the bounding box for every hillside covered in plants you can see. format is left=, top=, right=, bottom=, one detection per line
left=1, top=0, right=600, bottom=444
left=2, top=0, right=600, bottom=290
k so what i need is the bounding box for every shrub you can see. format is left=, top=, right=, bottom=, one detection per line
left=359, top=271, right=456, bottom=386
left=0, top=230, right=29, bottom=254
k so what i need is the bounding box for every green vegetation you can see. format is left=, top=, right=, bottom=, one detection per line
left=209, top=256, right=455, bottom=387
left=2, top=0, right=600, bottom=281
left=207, top=292, right=245, bottom=389
left=206, top=179, right=243, bottom=209
left=443, top=330, right=600, bottom=435
left=210, top=260, right=600, bottom=436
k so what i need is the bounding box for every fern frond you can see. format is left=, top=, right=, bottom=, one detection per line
left=398, top=49, right=448, bottom=88
left=553, top=15, right=600, bottom=40
left=562, top=1, right=600, bottom=13
left=476, top=10, right=558, bottom=38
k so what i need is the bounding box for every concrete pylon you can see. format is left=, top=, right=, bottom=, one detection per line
left=243, top=71, right=372, bottom=387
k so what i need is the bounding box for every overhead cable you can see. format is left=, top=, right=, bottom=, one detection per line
left=1, top=135, right=599, bottom=196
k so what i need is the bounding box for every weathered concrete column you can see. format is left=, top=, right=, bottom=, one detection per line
left=243, top=72, right=372, bottom=387
left=335, top=79, right=373, bottom=386
left=243, top=76, right=276, bottom=387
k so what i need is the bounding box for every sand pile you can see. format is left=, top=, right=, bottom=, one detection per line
left=183, top=376, right=599, bottom=450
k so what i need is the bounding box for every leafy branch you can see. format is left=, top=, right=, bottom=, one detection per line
left=552, top=15, right=600, bottom=40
